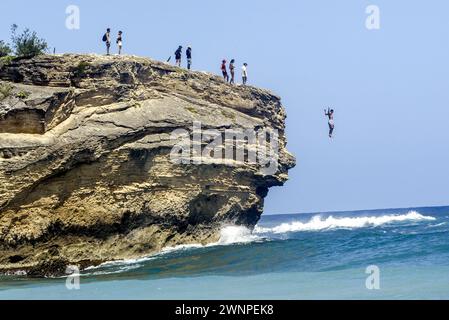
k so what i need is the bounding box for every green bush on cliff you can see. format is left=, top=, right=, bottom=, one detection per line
left=73, top=61, right=91, bottom=77
left=11, top=24, right=48, bottom=58
left=0, top=55, right=15, bottom=70
left=15, top=90, right=30, bottom=99
left=0, top=40, right=12, bottom=57
left=0, top=83, right=13, bottom=100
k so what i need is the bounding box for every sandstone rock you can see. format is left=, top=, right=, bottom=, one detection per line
left=0, top=54, right=295, bottom=276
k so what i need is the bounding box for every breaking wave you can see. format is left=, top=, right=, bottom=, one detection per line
left=254, top=211, right=435, bottom=234
left=83, top=211, right=437, bottom=276
left=84, top=225, right=260, bottom=275
left=216, top=225, right=261, bottom=245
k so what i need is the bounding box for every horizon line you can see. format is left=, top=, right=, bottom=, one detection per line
left=265, top=204, right=449, bottom=217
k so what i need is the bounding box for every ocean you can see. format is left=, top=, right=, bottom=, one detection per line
left=1, top=206, right=449, bottom=300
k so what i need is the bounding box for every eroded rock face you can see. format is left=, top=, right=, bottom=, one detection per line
left=0, top=54, right=295, bottom=276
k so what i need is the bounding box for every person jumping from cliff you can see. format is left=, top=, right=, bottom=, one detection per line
left=229, top=59, right=236, bottom=84
left=186, top=46, right=192, bottom=70
left=221, top=59, right=229, bottom=83
left=102, top=28, right=111, bottom=55
left=175, top=46, right=183, bottom=67
left=116, top=31, right=123, bottom=55
left=324, top=108, right=335, bottom=138
left=242, top=63, right=248, bottom=85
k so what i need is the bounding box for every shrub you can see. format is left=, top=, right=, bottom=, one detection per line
left=73, top=61, right=91, bottom=77
left=0, top=83, right=13, bottom=100
left=0, top=40, right=12, bottom=57
left=16, top=90, right=30, bottom=99
left=11, top=24, right=48, bottom=57
left=0, top=55, right=14, bottom=69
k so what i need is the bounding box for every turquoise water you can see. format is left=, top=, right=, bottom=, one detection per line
left=1, top=206, right=449, bottom=299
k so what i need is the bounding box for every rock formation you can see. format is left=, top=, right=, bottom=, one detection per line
left=0, top=54, right=295, bottom=276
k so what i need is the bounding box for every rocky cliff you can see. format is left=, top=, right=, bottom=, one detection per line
left=0, top=54, right=295, bottom=276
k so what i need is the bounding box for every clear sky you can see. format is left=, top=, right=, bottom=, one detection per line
left=1, top=0, right=448, bottom=214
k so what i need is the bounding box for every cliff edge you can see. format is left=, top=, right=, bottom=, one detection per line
left=0, top=54, right=295, bottom=276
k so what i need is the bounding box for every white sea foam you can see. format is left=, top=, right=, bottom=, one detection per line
left=83, top=264, right=143, bottom=276
left=83, top=256, right=156, bottom=272
left=427, top=222, right=447, bottom=228
left=83, top=225, right=260, bottom=274
left=160, top=226, right=260, bottom=254
left=254, top=211, right=436, bottom=234
left=217, top=225, right=261, bottom=245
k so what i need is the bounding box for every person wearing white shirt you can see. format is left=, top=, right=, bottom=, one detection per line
left=242, top=63, right=248, bottom=85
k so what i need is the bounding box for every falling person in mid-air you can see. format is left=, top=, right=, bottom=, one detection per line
left=324, top=108, right=335, bottom=138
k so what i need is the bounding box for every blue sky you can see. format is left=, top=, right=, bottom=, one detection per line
left=1, top=0, right=448, bottom=214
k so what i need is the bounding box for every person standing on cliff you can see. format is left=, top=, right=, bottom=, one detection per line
left=103, top=28, right=111, bottom=55
left=116, top=31, right=123, bottom=55
left=242, top=63, right=248, bottom=85
left=229, top=59, right=236, bottom=84
left=175, top=46, right=182, bottom=67
left=186, top=46, right=192, bottom=70
left=221, top=59, right=229, bottom=83
left=324, top=108, right=335, bottom=138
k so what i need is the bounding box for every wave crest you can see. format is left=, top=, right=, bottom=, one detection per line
left=254, top=211, right=435, bottom=234
left=217, top=226, right=261, bottom=245
left=84, top=225, right=260, bottom=274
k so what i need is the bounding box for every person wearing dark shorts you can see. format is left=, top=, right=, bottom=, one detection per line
left=221, top=59, right=229, bottom=83
left=104, top=28, right=111, bottom=55
left=186, top=46, right=192, bottom=70
left=175, top=46, right=182, bottom=67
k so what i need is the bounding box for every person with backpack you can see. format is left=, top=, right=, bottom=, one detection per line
left=102, top=28, right=111, bottom=55
left=242, top=63, right=248, bottom=85
left=229, top=59, right=236, bottom=84
left=221, top=60, right=229, bottom=83
left=175, top=46, right=182, bottom=67
left=116, top=31, right=123, bottom=55
left=186, top=46, right=192, bottom=70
